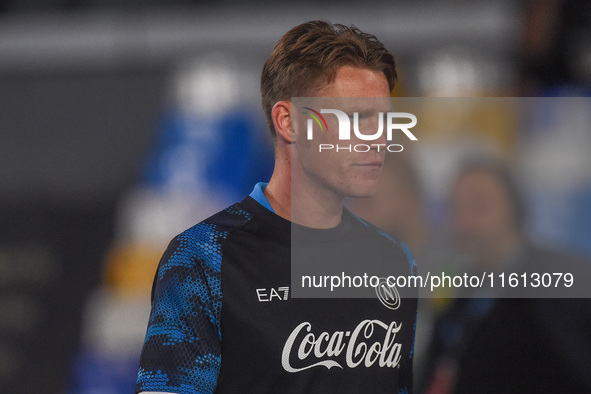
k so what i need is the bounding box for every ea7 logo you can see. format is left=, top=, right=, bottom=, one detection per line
left=256, top=286, right=290, bottom=302
left=304, top=109, right=418, bottom=141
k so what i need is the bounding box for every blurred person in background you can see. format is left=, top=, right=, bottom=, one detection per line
left=422, top=159, right=591, bottom=394
left=520, top=0, right=591, bottom=95
left=135, top=20, right=417, bottom=394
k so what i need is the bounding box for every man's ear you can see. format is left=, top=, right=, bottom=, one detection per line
left=271, top=100, right=295, bottom=144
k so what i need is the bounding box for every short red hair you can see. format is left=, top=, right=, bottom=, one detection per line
left=260, top=20, right=397, bottom=139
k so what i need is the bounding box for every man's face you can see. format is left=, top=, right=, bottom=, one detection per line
left=451, top=170, right=517, bottom=266
left=292, top=65, right=391, bottom=199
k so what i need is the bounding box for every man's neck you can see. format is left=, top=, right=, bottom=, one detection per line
left=265, top=171, right=344, bottom=229
left=263, top=175, right=291, bottom=220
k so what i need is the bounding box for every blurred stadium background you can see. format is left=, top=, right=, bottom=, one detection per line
left=0, top=1, right=590, bottom=393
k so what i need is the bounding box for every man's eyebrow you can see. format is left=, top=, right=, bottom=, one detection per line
left=343, top=107, right=388, bottom=116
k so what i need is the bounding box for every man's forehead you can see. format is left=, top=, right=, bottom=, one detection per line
left=314, top=66, right=390, bottom=95
left=297, top=96, right=392, bottom=114
left=295, top=65, right=391, bottom=113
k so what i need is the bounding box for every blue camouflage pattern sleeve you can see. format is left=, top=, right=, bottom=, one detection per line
left=135, top=222, right=227, bottom=394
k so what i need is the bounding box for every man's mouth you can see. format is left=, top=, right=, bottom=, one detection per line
left=355, top=161, right=383, bottom=168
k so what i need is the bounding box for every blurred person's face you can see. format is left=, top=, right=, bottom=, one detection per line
left=451, top=170, right=518, bottom=267
left=292, top=65, right=391, bottom=199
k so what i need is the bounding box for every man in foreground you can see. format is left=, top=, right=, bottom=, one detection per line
left=136, top=20, right=417, bottom=393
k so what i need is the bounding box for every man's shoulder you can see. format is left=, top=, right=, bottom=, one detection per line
left=158, top=201, right=255, bottom=274
left=176, top=201, right=254, bottom=243
left=194, top=200, right=254, bottom=230
left=346, top=209, right=404, bottom=247
left=346, top=209, right=417, bottom=274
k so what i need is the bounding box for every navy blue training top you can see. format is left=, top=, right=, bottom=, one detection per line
left=136, top=185, right=417, bottom=393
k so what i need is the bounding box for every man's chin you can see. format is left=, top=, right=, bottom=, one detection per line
left=343, top=183, right=380, bottom=198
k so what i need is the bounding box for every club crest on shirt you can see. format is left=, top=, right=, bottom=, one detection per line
left=374, top=278, right=401, bottom=310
